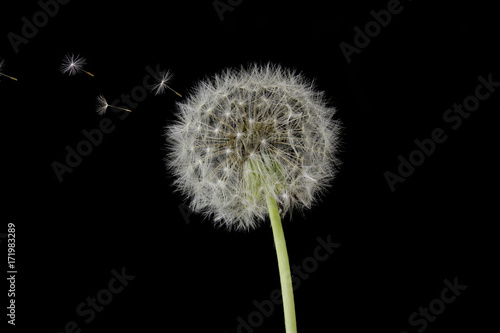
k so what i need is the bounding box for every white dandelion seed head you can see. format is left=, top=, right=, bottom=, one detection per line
left=96, top=95, right=109, bottom=116
left=60, top=54, right=87, bottom=76
left=165, top=63, right=342, bottom=231
left=150, top=70, right=174, bottom=95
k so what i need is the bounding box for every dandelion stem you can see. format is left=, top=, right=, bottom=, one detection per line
left=0, top=73, right=18, bottom=81
left=82, top=70, right=94, bottom=77
left=266, top=195, right=297, bottom=333
left=109, top=105, right=132, bottom=112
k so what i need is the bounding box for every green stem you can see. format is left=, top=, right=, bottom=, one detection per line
left=266, top=196, right=297, bottom=333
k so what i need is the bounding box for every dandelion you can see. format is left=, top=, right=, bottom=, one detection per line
left=149, top=69, right=182, bottom=97
left=0, top=59, right=18, bottom=81
left=165, top=63, right=342, bottom=333
left=60, top=54, right=94, bottom=77
left=96, top=95, right=132, bottom=116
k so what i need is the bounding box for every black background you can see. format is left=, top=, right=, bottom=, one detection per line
left=1, top=0, right=498, bottom=332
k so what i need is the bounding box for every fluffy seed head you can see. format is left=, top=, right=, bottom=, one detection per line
left=0, top=58, right=5, bottom=72
left=165, top=63, right=342, bottom=231
left=60, top=54, right=87, bottom=76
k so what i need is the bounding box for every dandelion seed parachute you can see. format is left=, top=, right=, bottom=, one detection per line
left=0, top=58, right=18, bottom=81
left=60, top=54, right=94, bottom=77
left=96, top=95, right=109, bottom=116
left=150, top=70, right=182, bottom=97
left=165, top=63, right=342, bottom=231
left=96, top=95, right=132, bottom=115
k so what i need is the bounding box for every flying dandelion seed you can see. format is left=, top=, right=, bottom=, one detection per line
left=0, top=59, right=18, bottom=81
left=149, top=70, right=182, bottom=97
left=60, top=54, right=94, bottom=77
left=96, top=95, right=132, bottom=116
left=165, top=63, right=342, bottom=333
